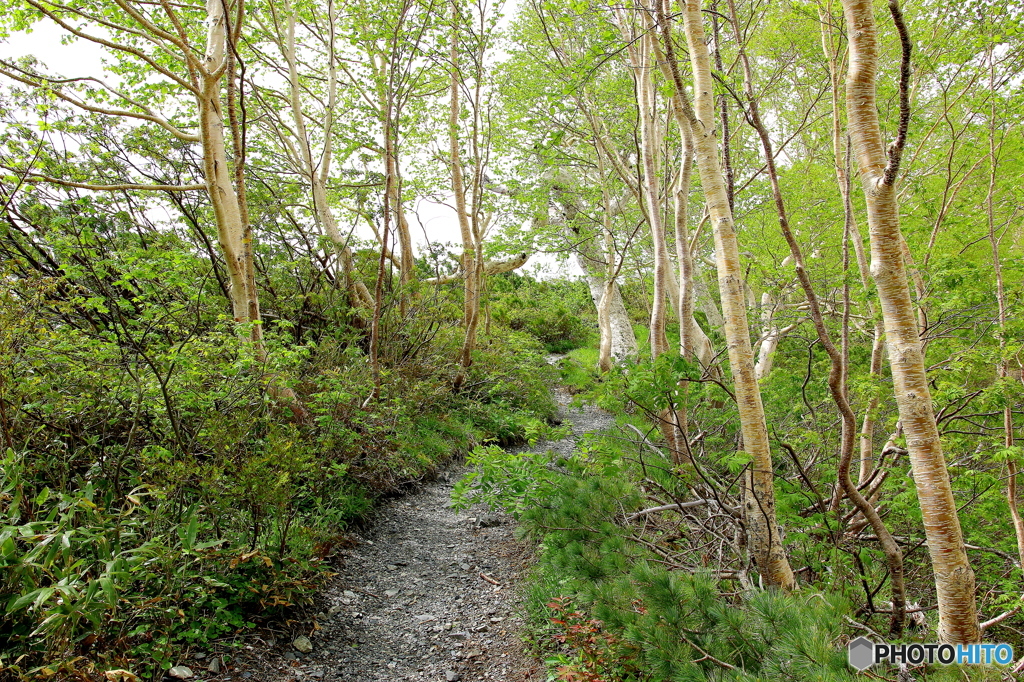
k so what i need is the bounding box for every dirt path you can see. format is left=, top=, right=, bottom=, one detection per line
left=209, top=384, right=614, bottom=682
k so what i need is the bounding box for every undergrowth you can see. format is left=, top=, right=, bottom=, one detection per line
left=453, top=354, right=1016, bottom=681
left=0, top=265, right=564, bottom=679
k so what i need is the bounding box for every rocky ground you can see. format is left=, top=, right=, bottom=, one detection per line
left=173, top=384, right=615, bottom=682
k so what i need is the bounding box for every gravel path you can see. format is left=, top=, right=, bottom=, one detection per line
left=285, top=471, right=540, bottom=682
left=203, top=382, right=615, bottom=682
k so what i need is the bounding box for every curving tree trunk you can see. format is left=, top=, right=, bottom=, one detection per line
left=984, top=49, right=1024, bottom=573
left=611, top=8, right=670, bottom=360
left=200, top=0, right=261, bottom=348
left=582, top=257, right=638, bottom=366
left=613, top=6, right=682, bottom=459
left=818, top=6, right=885, bottom=487
left=840, top=0, right=979, bottom=643
left=725, top=0, right=904, bottom=631
left=276, top=0, right=374, bottom=313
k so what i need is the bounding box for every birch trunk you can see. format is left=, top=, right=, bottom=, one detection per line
left=596, top=152, right=628, bottom=372
left=578, top=253, right=638, bottom=364
left=450, top=3, right=480, bottom=389
left=818, top=7, right=885, bottom=486
left=840, top=0, right=979, bottom=643
left=553, top=178, right=638, bottom=365
left=726, top=0, right=904, bottom=630
left=985, top=52, right=1024, bottom=572
left=651, top=38, right=712, bottom=377
left=200, top=0, right=259, bottom=347
left=752, top=257, right=793, bottom=382
left=281, top=1, right=373, bottom=312
left=612, top=9, right=679, bottom=457
left=611, top=10, right=670, bottom=360
left=388, top=148, right=416, bottom=296
left=666, top=0, right=795, bottom=589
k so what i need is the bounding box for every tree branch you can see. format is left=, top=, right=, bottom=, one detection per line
left=23, top=0, right=198, bottom=93
left=12, top=169, right=204, bottom=192
left=0, top=62, right=200, bottom=142
left=424, top=253, right=530, bottom=285
left=882, top=0, right=911, bottom=186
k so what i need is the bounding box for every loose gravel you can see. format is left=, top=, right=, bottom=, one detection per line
left=193, top=381, right=615, bottom=682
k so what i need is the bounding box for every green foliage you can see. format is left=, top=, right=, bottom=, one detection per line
left=488, top=274, right=594, bottom=354
left=458, top=429, right=863, bottom=681
left=558, top=347, right=601, bottom=394
left=0, top=219, right=558, bottom=675
left=0, top=448, right=327, bottom=679
left=3, top=0, right=1024, bottom=675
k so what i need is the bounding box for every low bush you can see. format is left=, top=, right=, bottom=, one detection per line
left=488, top=274, right=594, bottom=354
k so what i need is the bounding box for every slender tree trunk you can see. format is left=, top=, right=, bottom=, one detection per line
left=661, top=0, right=795, bottom=589
left=202, top=0, right=307, bottom=418
left=985, top=49, right=1024, bottom=572
left=726, top=0, right=904, bottom=631
left=596, top=152, right=623, bottom=372
left=752, top=259, right=793, bottom=383
left=613, top=8, right=678, bottom=458
left=451, top=2, right=479, bottom=390
left=280, top=0, right=373, bottom=313
left=388, top=147, right=416, bottom=298
left=651, top=36, right=710, bottom=378
left=200, top=0, right=258, bottom=345
left=709, top=0, right=734, bottom=213
left=612, top=11, right=670, bottom=360
left=368, top=113, right=391, bottom=404
left=818, top=8, right=885, bottom=486
left=668, top=116, right=695, bottom=449
left=840, top=0, right=979, bottom=643
left=654, top=63, right=702, bottom=452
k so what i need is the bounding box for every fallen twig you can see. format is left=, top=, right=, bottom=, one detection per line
left=624, top=500, right=714, bottom=521
left=844, top=615, right=884, bottom=640
left=682, top=634, right=736, bottom=671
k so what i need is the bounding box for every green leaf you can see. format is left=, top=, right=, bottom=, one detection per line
left=99, top=576, right=118, bottom=607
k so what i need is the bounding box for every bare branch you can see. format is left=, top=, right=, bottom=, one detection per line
left=981, top=607, right=1021, bottom=631
left=23, top=0, right=198, bottom=93
left=625, top=500, right=717, bottom=522
left=424, top=253, right=530, bottom=285
left=882, top=0, right=912, bottom=186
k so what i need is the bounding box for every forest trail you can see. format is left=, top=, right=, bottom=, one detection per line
left=227, top=383, right=616, bottom=682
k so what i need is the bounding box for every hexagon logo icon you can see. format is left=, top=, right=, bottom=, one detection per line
left=848, top=636, right=876, bottom=671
